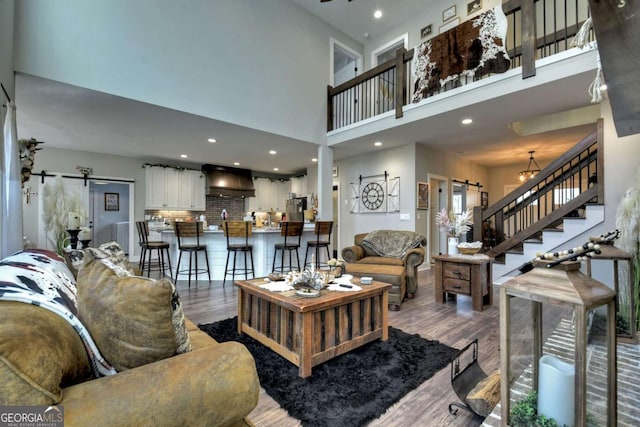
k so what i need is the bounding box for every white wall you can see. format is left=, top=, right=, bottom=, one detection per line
left=13, top=0, right=362, bottom=145
left=335, top=144, right=416, bottom=251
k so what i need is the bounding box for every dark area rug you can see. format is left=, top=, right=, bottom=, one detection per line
left=199, top=317, right=458, bottom=427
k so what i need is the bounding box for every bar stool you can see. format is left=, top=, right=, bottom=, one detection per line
left=304, top=221, right=333, bottom=270
left=174, top=221, right=211, bottom=287
left=272, top=221, right=304, bottom=273
left=223, top=220, right=254, bottom=286
left=135, top=221, right=172, bottom=279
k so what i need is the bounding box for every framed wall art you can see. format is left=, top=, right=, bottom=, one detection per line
left=481, top=191, right=489, bottom=209
left=417, top=182, right=429, bottom=209
left=105, top=192, right=120, bottom=211
left=442, top=5, right=456, bottom=22
left=467, top=0, right=482, bottom=15
left=420, top=24, right=433, bottom=39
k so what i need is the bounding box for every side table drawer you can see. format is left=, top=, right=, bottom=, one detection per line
left=443, top=278, right=471, bottom=295
left=443, top=262, right=471, bottom=281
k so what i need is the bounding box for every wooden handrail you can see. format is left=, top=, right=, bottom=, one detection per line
left=483, top=124, right=600, bottom=220
left=486, top=186, right=598, bottom=257
left=473, top=119, right=604, bottom=258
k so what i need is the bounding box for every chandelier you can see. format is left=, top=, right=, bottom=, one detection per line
left=518, top=150, right=541, bottom=182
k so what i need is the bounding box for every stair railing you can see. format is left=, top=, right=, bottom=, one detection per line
left=473, top=119, right=604, bottom=258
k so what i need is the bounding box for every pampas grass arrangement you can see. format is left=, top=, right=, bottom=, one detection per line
left=42, top=177, right=87, bottom=255
left=615, top=167, right=640, bottom=332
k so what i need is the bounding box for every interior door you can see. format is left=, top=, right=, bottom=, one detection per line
left=36, top=176, right=132, bottom=255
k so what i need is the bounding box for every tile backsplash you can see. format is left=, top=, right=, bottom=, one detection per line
left=145, top=196, right=246, bottom=225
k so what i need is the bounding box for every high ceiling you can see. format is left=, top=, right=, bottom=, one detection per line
left=14, top=0, right=600, bottom=175
left=291, top=0, right=431, bottom=44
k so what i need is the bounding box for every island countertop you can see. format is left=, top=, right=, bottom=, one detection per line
left=160, top=225, right=319, bottom=281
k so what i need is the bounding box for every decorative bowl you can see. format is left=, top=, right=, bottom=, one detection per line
left=458, top=247, right=481, bottom=255
left=457, top=241, right=483, bottom=255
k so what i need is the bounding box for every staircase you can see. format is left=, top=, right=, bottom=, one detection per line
left=473, top=120, right=605, bottom=283
left=492, top=204, right=604, bottom=283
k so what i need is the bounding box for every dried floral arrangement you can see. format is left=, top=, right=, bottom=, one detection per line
left=435, top=209, right=473, bottom=237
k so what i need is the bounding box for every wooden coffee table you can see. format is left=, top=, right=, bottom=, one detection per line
left=235, top=278, right=391, bottom=377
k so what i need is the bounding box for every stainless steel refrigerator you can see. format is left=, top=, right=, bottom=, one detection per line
left=285, top=197, right=307, bottom=222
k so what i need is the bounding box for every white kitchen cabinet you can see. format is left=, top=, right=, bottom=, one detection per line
left=145, top=166, right=206, bottom=210
left=290, top=176, right=307, bottom=198
left=272, top=180, right=290, bottom=212
left=178, top=171, right=206, bottom=210
left=248, top=177, right=290, bottom=212
left=247, top=178, right=271, bottom=212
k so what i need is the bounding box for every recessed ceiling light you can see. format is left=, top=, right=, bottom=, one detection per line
left=233, top=162, right=240, bottom=166
left=180, top=154, right=188, bottom=158
left=312, top=158, right=318, bottom=162
left=273, top=167, right=279, bottom=171
left=374, top=141, right=382, bottom=147
left=207, top=138, right=217, bottom=143
left=269, top=150, right=277, bottom=155
left=461, top=118, right=473, bottom=125
left=374, top=10, right=383, bottom=19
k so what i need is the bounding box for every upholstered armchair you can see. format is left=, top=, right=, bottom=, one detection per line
left=342, top=230, right=426, bottom=309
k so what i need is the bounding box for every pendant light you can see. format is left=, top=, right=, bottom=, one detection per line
left=518, top=150, right=541, bottom=182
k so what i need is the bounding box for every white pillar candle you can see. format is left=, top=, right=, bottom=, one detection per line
left=537, top=354, right=575, bottom=427
left=79, top=227, right=92, bottom=240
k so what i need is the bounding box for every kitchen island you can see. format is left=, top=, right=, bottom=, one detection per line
left=161, top=225, right=318, bottom=281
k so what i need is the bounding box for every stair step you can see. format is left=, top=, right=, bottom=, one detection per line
left=563, top=215, right=586, bottom=220
left=524, top=237, right=542, bottom=244
left=506, top=249, right=524, bottom=255
left=492, top=204, right=605, bottom=282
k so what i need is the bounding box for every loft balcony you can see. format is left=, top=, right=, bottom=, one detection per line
left=326, top=0, right=598, bottom=145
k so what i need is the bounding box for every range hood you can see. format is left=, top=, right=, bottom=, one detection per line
left=202, top=164, right=255, bottom=198
left=202, top=164, right=256, bottom=198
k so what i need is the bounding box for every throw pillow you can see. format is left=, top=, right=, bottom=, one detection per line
left=0, top=301, right=93, bottom=405
left=76, top=254, right=191, bottom=371
left=85, top=241, right=135, bottom=274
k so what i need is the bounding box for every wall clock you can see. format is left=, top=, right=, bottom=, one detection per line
left=361, top=182, right=385, bottom=211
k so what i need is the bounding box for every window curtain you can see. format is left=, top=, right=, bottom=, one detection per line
left=2, top=100, right=23, bottom=257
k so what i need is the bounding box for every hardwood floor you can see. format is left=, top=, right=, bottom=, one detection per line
left=177, top=269, right=571, bottom=426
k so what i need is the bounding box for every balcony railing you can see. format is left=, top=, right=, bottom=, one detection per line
left=327, top=0, right=593, bottom=131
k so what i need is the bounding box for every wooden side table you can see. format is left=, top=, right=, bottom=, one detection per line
left=433, top=254, right=493, bottom=311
